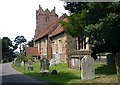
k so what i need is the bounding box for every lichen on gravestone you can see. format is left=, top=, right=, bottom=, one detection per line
left=81, top=55, right=95, bottom=80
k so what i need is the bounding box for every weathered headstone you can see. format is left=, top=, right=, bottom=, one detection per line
left=55, top=52, right=60, bottom=64
left=40, top=58, right=49, bottom=73
left=15, top=58, right=21, bottom=67
left=107, top=53, right=115, bottom=67
left=81, top=55, right=95, bottom=80
left=50, top=58, right=56, bottom=66
left=20, top=61, right=24, bottom=66
left=27, top=60, right=33, bottom=70
left=28, top=60, right=33, bottom=65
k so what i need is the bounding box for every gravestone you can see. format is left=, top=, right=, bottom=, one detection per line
left=81, top=55, right=95, bottom=80
left=50, top=58, right=56, bottom=66
left=40, top=58, right=49, bottom=73
left=55, top=52, right=60, bottom=64
left=27, top=60, right=33, bottom=70
left=20, top=61, right=24, bottom=66
left=107, top=53, right=115, bottom=67
left=52, top=70, right=57, bottom=75
left=15, top=58, right=21, bottom=67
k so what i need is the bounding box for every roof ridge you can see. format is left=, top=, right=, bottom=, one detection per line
left=49, top=18, right=68, bottom=38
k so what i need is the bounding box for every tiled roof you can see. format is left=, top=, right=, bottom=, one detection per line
left=49, top=24, right=64, bottom=37
left=34, top=18, right=59, bottom=41
left=25, top=47, right=40, bottom=56
left=49, top=18, right=68, bottom=38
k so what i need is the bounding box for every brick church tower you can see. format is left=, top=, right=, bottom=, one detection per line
left=35, top=5, right=58, bottom=37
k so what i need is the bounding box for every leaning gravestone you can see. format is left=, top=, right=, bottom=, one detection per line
left=27, top=60, right=33, bottom=70
left=81, top=55, right=95, bottom=80
left=40, top=58, right=49, bottom=73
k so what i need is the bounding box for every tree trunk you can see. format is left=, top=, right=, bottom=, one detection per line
left=78, top=37, right=80, bottom=50
left=115, top=51, right=120, bottom=83
left=20, top=43, right=22, bottom=54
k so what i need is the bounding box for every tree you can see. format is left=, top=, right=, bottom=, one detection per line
left=61, top=2, right=120, bottom=75
left=2, top=37, right=16, bottom=62
left=27, top=38, right=34, bottom=47
left=14, top=36, right=27, bottom=54
left=64, top=2, right=88, bottom=14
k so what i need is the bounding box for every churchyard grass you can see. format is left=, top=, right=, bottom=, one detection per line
left=12, top=61, right=118, bottom=83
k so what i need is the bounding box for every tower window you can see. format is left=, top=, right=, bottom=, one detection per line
left=46, top=16, right=49, bottom=22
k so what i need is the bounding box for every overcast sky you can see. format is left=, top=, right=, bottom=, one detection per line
left=0, top=0, right=69, bottom=42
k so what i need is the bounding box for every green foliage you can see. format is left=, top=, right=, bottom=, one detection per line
left=63, top=2, right=120, bottom=51
left=64, top=2, right=88, bottom=14
left=2, top=37, right=16, bottom=62
left=14, top=55, right=33, bottom=66
left=14, top=36, right=27, bottom=54
left=63, top=2, right=120, bottom=75
left=22, top=56, right=32, bottom=63
left=2, top=58, right=9, bottom=63
left=61, top=11, right=87, bottom=38
left=27, top=38, right=34, bottom=47
left=14, top=36, right=27, bottom=45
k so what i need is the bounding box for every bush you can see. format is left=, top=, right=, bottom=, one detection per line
left=23, top=56, right=33, bottom=63
left=2, top=58, right=8, bottom=63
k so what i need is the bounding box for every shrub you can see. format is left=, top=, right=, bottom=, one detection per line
left=22, top=56, right=33, bottom=63
left=2, top=58, right=8, bottom=63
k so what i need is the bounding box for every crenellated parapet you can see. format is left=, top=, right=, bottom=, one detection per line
left=35, top=5, right=58, bottom=38
left=36, top=5, right=58, bottom=17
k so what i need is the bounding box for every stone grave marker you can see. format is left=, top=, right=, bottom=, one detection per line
left=40, top=58, right=49, bottom=73
left=107, top=53, right=115, bottom=67
left=27, top=60, right=33, bottom=70
left=15, top=58, right=21, bottom=67
left=81, top=55, right=95, bottom=80
left=51, top=69, right=57, bottom=75
left=20, top=61, right=24, bottom=66
left=55, top=52, right=60, bottom=64
left=50, top=58, right=56, bottom=66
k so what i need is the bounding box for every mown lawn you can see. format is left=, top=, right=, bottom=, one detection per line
left=12, top=61, right=118, bottom=83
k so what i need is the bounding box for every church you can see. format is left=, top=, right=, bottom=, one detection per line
left=26, top=5, right=91, bottom=69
